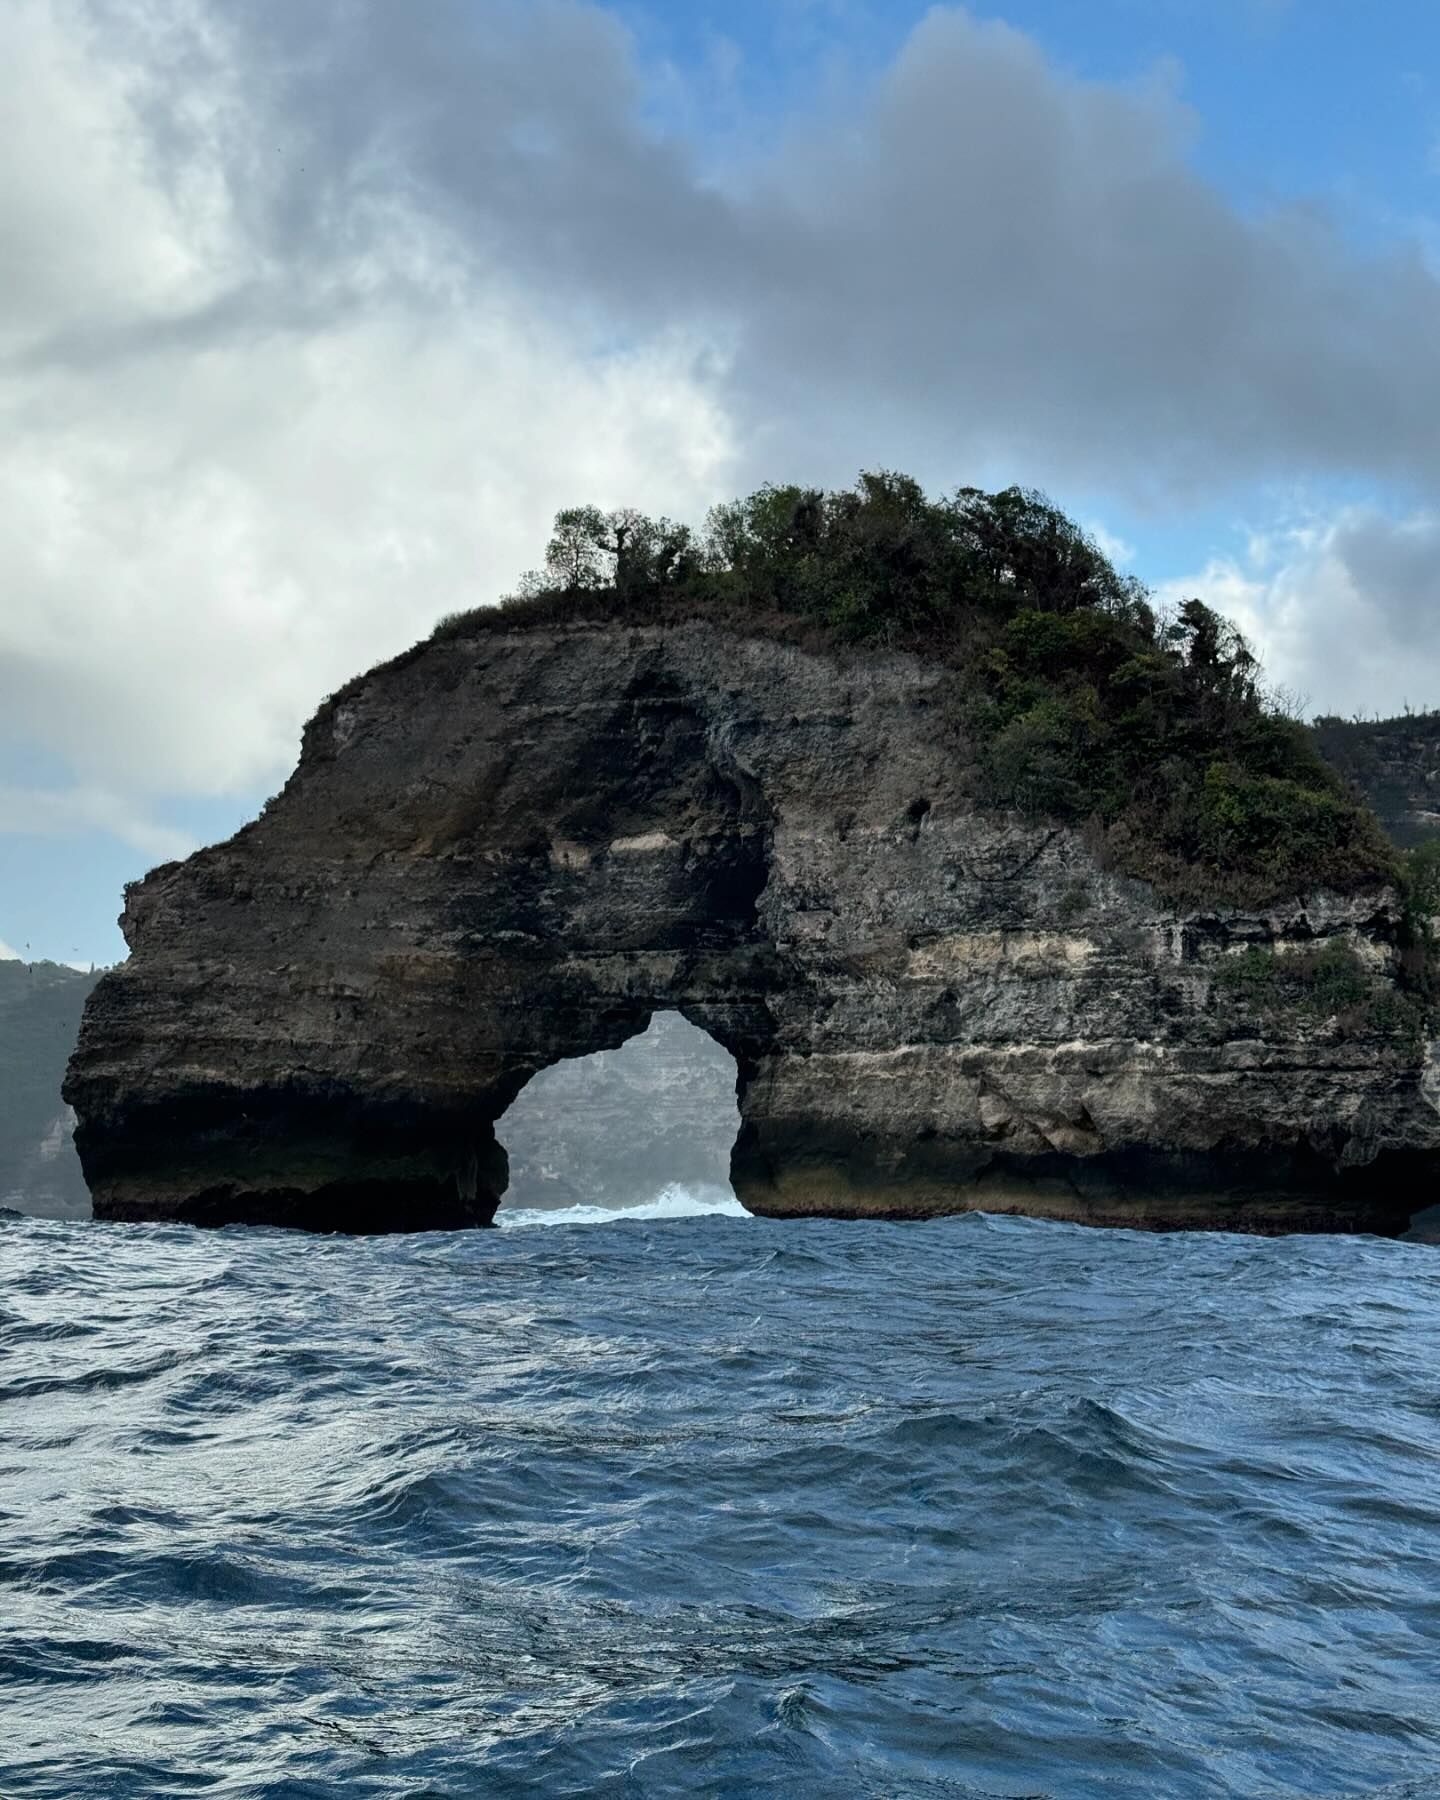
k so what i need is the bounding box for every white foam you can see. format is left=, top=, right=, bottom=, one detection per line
left=497, top=1183, right=751, bottom=1230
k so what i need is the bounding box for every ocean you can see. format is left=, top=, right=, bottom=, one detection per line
left=4, top=1194, right=1440, bottom=1797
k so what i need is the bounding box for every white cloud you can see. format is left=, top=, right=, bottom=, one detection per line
left=0, top=938, right=20, bottom=960
left=1085, top=521, right=1137, bottom=567
left=1, top=301, right=733, bottom=799
left=5, top=0, right=1440, bottom=856
left=1154, top=508, right=1440, bottom=718
left=0, top=0, right=235, bottom=359
left=0, top=783, right=197, bottom=861
left=0, top=0, right=735, bottom=822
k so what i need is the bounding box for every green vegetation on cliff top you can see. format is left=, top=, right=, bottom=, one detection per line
left=424, top=473, right=1396, bottom=907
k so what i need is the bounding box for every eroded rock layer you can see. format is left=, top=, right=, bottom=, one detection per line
left=67, top=622, right=1440, bottom=1232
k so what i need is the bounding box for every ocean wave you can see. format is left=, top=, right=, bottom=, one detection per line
left=4, top=1204, right=1440, bottom=1796
left=498, top=1182, right=752, bottom=1229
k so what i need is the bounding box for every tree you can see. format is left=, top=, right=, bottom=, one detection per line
left=536, top=505, right=694, bottom=595
left=544, top=506, right=609, bottom=590
left=1169, top=598, right=1257, bottom=700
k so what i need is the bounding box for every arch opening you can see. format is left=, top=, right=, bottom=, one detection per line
left=494, top=1011, right=749, bottom=1223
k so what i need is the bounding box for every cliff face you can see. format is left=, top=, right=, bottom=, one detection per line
left=1313, top=714, right=1440, bottom=848
left=67, top=621, right=1440, bottom=1234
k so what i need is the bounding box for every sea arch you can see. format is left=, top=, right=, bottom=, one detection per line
left=69, top=638, right=791, bottom=1229
left=66, top=620, right=1439, bottom=1235
left=496, top=1010, right=742, bottom=1215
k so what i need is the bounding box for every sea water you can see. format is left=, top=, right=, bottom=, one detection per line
left=4, top=1195, right=1440, bottom=1797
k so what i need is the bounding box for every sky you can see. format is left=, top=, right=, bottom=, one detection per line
left=5, top=0, right=1440, bottom=966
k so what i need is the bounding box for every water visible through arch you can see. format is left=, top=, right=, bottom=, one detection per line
left=494, top=1011, right=749, bottom=1225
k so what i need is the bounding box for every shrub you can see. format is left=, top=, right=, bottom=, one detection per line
left=1211, top=944, right=1317, bottom=1010
left=1211, top=941, right=1425, bottom=1044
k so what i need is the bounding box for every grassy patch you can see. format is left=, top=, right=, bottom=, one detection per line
left=1211, top=941, right=1426, bottom=1045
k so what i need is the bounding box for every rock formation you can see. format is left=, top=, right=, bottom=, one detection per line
left=67, top=621, right=1440, bottom=1234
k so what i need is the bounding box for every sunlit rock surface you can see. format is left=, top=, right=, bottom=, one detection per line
left=67, top=621, right=1440, bottom=1233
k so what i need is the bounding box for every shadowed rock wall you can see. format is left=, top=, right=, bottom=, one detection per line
left=67, top=622, right=1440, bottom=1233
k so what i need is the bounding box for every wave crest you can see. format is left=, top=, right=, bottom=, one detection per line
left=497, top=1182, right=751, bottom=1230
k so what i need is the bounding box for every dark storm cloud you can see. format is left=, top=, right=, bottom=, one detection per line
left=1330, top=513, right=1440, bottom=641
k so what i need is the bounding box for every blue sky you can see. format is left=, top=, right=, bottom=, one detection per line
left=4, top=0, right=1440, bottom=965
left=621, top=1, right=1440, bottom=234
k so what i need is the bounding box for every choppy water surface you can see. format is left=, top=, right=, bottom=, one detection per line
left=5, top=1199, right=1440, bottom=1798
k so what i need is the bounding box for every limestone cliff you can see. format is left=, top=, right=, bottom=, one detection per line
left=66, top=621, right=1440, bottom=1234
